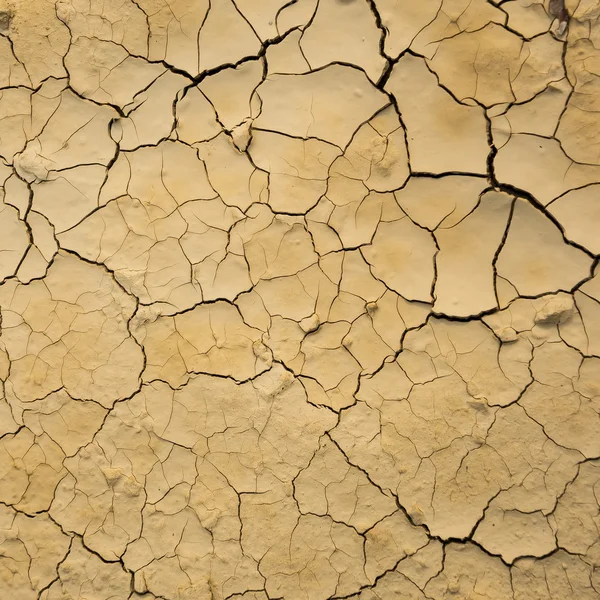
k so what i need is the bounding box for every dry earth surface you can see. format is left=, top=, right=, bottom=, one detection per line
left=0, top=0, right=599, bottom=599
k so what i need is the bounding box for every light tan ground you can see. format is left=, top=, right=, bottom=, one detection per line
left=0, top=0, right=599, bottom=599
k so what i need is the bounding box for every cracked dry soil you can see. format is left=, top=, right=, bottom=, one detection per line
left=0, top=0, right=599, bottom=599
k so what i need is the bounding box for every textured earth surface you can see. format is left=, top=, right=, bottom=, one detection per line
left=0, top=0, right=599, bottom=599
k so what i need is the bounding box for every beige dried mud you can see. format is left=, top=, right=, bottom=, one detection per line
left=0, top=0, right=599, bottom=599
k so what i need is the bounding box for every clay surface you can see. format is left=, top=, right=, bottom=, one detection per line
left=0, top=0, right=599, bottom=599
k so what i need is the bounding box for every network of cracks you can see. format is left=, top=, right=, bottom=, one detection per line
left=0, top=0, right=600, bottom=599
